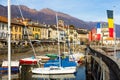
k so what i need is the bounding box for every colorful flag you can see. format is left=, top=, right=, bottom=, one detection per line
left=96, top=23, right=101, bottom=40
left=107, top=10, right=114, bottom=38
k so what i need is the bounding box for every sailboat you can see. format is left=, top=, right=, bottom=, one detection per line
left=32, top=13, right=77, bottom=74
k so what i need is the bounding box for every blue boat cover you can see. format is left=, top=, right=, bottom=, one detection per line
left=0, top=67, right=19, bottom=71
left=44, top=57, right=77, bottom=67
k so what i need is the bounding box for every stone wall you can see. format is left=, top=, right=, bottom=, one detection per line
left=88, top=47, right=120, bottom=80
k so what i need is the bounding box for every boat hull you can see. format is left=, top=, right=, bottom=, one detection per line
left=19, top=58, right=37, bottom=65
left=0, top=67, right=19, bottom=74
left=32, top=67, right=76, bottom=74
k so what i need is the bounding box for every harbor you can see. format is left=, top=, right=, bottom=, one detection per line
left=0, top=0, right=120, bottom=80
left=0, top=44, right=120, bottom=80
left=0, top=44, right=86, bottom=80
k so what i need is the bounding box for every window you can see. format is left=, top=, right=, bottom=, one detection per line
left=19, top=27, right=21, bottom=32
left=15, top=34, right=17, bottom=39
left=33, top=27, right=34, bottom=31
left=11, top=26, right=13, bottom=31
left=15, top=26, right=18, bottom=32
left=0, top=23, right=1, bottom=30
left=48, top=31, right=51, bottom=37
left=19, top=34, right=21, bottom=39
left=2, top=24, right=4, bottom=30
left=11, top=34, right=12, bottom=39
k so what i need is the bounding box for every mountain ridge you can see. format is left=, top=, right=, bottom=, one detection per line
left=0, top=5, right=92, bottom=29
left=0, top=4, right=120, bottom=37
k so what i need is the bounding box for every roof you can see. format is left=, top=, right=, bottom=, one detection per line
left=0, top=16, right=7, bottom=23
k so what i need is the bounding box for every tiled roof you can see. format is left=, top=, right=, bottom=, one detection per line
left=0, top=16, right=7, bottom=22
left=0, top=16, right=24, bottom=26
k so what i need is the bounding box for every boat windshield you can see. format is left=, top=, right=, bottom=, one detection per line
left=50, top=67, right=60, bottom=70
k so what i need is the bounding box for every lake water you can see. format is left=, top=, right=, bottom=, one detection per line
left=116, top=51, right=120, bottom=58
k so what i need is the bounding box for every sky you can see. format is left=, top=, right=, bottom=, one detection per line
left=1, top=0, right=120, bottom=24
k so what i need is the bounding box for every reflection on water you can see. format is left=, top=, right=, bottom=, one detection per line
left=76, top=66, right=86, bottom=80
left=32, top=74, right=75, bottom=80
left=116, top=51, right=120, bottom=58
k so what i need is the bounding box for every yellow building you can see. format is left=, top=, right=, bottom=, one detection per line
left=30, top=25, right=41, bottom=40
left=11, top=23, right=23, bottom=42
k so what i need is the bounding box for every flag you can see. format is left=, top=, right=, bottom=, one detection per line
left=107, top=10, right=114, bottom=38
left=96, top=23, right=101, bottom=40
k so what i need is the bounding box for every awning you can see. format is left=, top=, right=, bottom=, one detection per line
left=104, top=37, right=114, bottom=40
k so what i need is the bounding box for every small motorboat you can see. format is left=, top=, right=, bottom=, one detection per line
left=0, top=61, right=19, bottom=74
left=36, top=56, right=50, bottom=63
left=19, top=57, right=37, bottom=65
left=45, top=53, right=58, bottom=59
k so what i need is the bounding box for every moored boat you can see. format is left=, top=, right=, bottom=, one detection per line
left=44, top=56, right=77, bottom=67
left=19, top=57, right=37, bottom=65
left=32, top=14, right=77, bottom=75
left=0, top=61, right=19, bottom=74
left=32, top=66, right=76, bottom=74
left=36, top=56, right=50, bottom=63
left=45, top=53, right=58, bottom=59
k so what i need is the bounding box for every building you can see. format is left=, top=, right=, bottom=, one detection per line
left=0, top=16, right=8, bottom=42
left=11, top=19, right=23, bottom=43
left=0, top=16, right=91, bottom=46
left=76, top=28, right=88, bottom=44
left=40, top=24, right=48, bottom=40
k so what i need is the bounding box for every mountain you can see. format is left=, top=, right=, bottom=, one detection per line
left=0, top=5, right=92, bottom=29
left=0, top=4, right=120, bottom=37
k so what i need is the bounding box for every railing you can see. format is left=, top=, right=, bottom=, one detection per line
left=86, top=46, right=120, bottom=80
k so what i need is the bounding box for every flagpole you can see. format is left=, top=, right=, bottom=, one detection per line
left=107, top=10, right=116, bottom=59
left=114, top=25, right=116, bottom=60
left=8, top=0, right=11, bottom=80
left=113, top=7, right=117, bottom=60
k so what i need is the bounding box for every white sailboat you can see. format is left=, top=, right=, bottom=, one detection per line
left=32, top=13, right=77, bottom=74
left=32, top=66, right=76, bottom=74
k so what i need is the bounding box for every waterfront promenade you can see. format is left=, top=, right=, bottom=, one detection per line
left=0, top=44, right=86, bottom=65
left=93, top=46, right=120, bottom=68
left=88, top=45, right=120, bottom=80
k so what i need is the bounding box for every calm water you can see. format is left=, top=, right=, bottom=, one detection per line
left=116, top=51, right=120, bottom=58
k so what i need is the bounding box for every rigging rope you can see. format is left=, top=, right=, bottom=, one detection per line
left=16, top=0, right=40, bottom=67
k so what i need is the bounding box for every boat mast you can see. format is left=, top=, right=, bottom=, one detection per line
left=56, top=13, right=61, bottom=67
left=8, top=0, right=11, bottom=80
